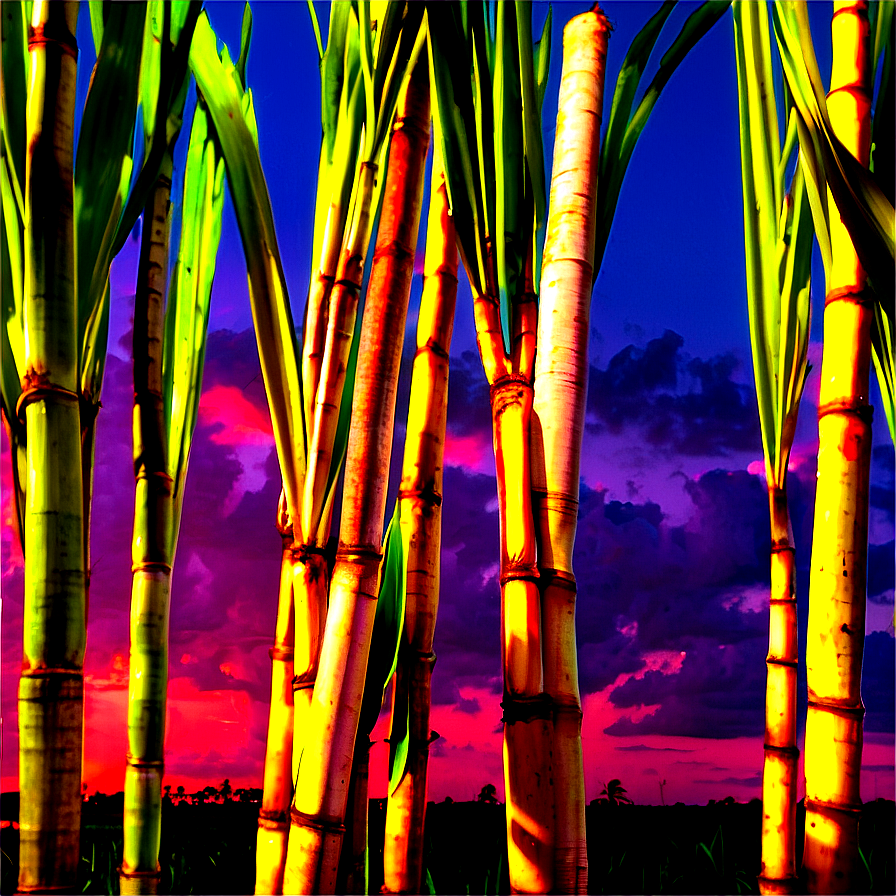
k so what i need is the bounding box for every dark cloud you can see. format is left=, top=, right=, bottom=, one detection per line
left=586, top=329, right=760, bottom=456
left=605, top=639, right=765, bottom=739
left=868, top=542, right=895, bottom=602
left=864, top=632, right=895, bottom=733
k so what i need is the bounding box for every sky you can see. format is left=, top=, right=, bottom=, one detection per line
left=1, top=1, right=894, bottom=809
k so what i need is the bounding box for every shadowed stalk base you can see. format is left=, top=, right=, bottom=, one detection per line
left=336, top=742, right=370, bottom=896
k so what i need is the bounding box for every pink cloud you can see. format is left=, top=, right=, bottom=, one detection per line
left=199, top=384, right=274, bottom=448
left=443, top=428, right=493, bottom=473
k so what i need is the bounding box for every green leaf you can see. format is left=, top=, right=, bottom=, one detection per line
left=89, top=1, right=105, bottom=54
left=237, top=2, right=253, bottom=86
left=190, top=11, right=306, bottom=522
left=75, top=1, right=146, bottom=399
left=163, top=98, right=226, bottom=553
left=357, top=501, right=407, bottom=740
left=773, top=0, right=895, bottom=316
left=307, top=0, right=324, bottom=60
left=112, top=3, right=202, bottom=258
left=387, top=672, right=410, bottom=796
left=428, top=3, right=489, bottom=299
left=872, top=301, right=895, bottom=444
left=494, top=1, right=526, bottom=349
left=1, top=0, right=29, bottom=220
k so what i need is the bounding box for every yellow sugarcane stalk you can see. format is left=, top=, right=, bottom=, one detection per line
left=121, top=173, right=174, bottom=896
left=803, top=2, right=874, bottom=892
left=383, top=144, right=458, bottom=895
left=531, top=7, right=609, bottom=893
left=284, top=55, right=430, bottom=895
left=760, top=484, right=799, bottom=895
left=256, top=493, right=297, bottom=896
left=476, top=264, right=554, bottom=895
left=17, top=4, right=85, bottom=893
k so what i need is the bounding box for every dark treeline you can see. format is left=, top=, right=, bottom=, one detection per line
left=1, top=791, right=893, bottom=895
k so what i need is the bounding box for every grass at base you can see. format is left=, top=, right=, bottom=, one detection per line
left=1, top=796, right=892, bottom=894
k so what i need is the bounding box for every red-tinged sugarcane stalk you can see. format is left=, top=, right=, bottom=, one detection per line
left=803, top=2, right=874, bottom=892
left=284, top=54, right=430, bottom=895
left=17, top=3, right=85, bottom=892
left=256, top=492, right=297, bottom=896
left=121, top=174, right=173, bottom=896
left=760, top=484, right=799, bottom=895
left=530, top=7, right=609, bottom=894
left=475, top=260, right=554, bottom=896
left=383, top=144, right=458, bottom=895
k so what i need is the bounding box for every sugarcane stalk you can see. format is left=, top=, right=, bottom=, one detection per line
left=256, top=493, right=297, bottom=896
left=120, top=171, right=174, bottom=896
left=285, top=54, right=430, bottom=895
left=803, top=2, right=874, bottom=892
left=17, top=3, right=85, bottom=892
left=336, top=739, right=372, bottom=896
left=760, top=484, right=799, bottom=895
left=530, top=8, right=609, bottom=893
left=383, top=143, right=458, bottom=895
left=472, top=250, right=554, bottom=895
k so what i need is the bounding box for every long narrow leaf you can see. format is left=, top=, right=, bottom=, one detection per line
left=163, top=99, right=226, bottom=552
left=75, top=3, right=146, bottom=396
left=357, top=501, right=407, bottom=741
left=189, top=12, right=306, bottom=520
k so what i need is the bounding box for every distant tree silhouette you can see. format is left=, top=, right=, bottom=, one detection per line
left=477, top=783, right=498, bottom=804
left=163, top=784, right=172, bottom=804
left=175, top=785, right=186, bottom=805
left=598, top=779, right=633, bottom=807
left=219, top=778, right=233, bottom=802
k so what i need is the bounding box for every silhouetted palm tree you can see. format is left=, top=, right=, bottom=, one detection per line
left=599, top=779, right=633, bottom=807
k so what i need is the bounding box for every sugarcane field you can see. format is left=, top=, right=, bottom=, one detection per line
left=0, top=1, right=894, bottom=895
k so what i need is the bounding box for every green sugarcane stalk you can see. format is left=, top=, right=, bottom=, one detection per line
left=17, top=3, right=85, bottom=892
left=121, top=171, right=174, bottom=896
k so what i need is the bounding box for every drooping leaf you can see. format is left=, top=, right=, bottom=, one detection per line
left=189, top=12, right=306, bottom=521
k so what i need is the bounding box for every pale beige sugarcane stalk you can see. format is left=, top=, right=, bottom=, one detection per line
left=284, top=55, right=430, bottom=894
left=256, top=492, right=296, bottom=896
left=17, top=3, right=85, bottom=892
left=383, top=145, right=458, bottom=895
left=121, top=174, right=174, bottom=896
left=760, top=484, right=799, bottom=895
left=803, top=2, right=874, bottom=892
left=530, top=7, right=609, bottom=894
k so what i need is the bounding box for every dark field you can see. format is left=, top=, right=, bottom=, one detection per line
left=1, top=794, right=893, bottom=895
